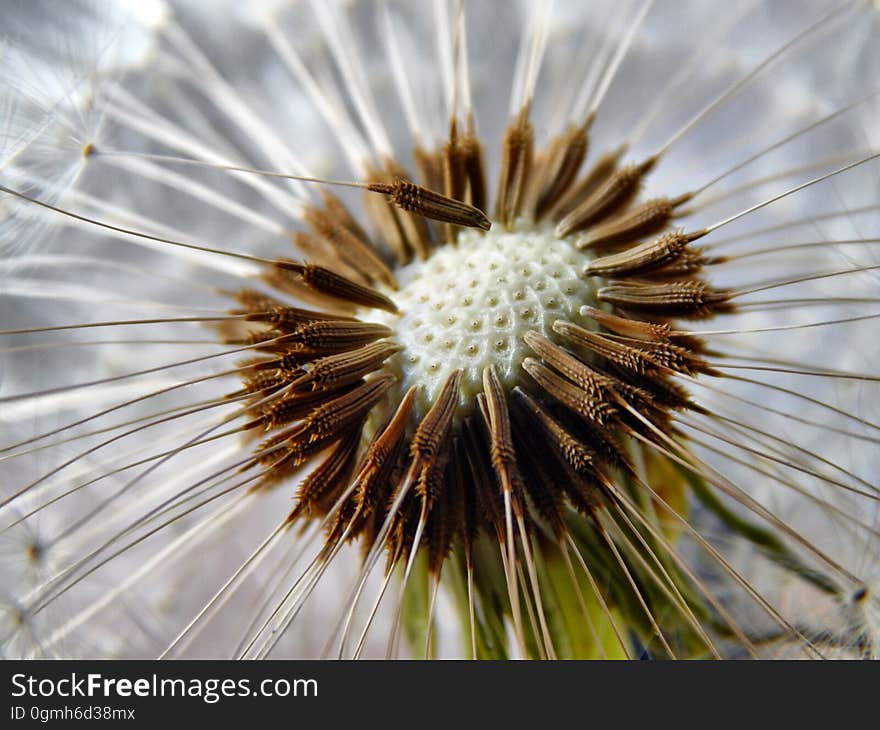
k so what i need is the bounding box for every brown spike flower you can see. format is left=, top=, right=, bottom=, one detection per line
left=1, top=0, right=880, bottom=660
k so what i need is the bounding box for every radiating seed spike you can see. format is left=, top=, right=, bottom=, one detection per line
left=276, top=321, right=394, bottom=352
left=304, top=205, right=396, bottom=287
left=382, top=159, right=436, bottom=257
left=251, top=351, right=311, bottom=373
left=482, top=365, right=517, bottom=471
left=605, top=361, right=699, bottom=414
left=228, top=289, right=285, bottom=314
left=511, top=388, right=596, bottom=477
left=245, top=305, right=356, bottom=330
left=223, top=329, right=279, bottom=348
left=462, top=118, right=487, bottom=214
left=442, top=121, right=467, bottom=244
left=461, top=418, right=504, bottom=536
left=364, top=162, right=434, bottom=262
left=251, top=423, right=352, bottom=485
left=320, top=190, right=374, bottom=246
left=427, top=461, right=458, bottom=575
left=550, top=145, right=626, bottom=220
left=371, top=177, right=491, bottom=232
left=245, top=381, right=362, bottom=431
left=350, top=386, right=418, bottom=519
left=288, top=427, right=362, bottom=522
left=597, top=280, right=732, bottom=318
left=238, top=367, right=289, bottom=397
left=524, top=330, right=615, bottom=391
left=274, top=260, right=398, bottom=312
left=584, top=229, right=707, bottom=278
left=552, top=321, right=660, bottom=374
left=410, top=370, right=463, bottom=464
left=613, top=338, right=717, bottom=377
left=638, top=248, right=724, bottom=279
left=289, top=231, right=369, bottom=285
left=262, top=264, right=353, bottom=309
left=512, top=397, right=606, bottom=516
left=580, top=306, right=671, bottom=342
left=494, top=104, right=534, bottom=228
left=362, top=185, right=413, bottom=264
left=291, top=341, right=402, bottom=392
left=522, top=357, right=616, bottom=426
left=441, top=117, right=488, bottom=242
left=577, top=193, right=694, bottom=250
left=395, top=371, right=462, bottom=516
left=304, top=374, right=396, bottom=443
left=534, top=113, right=593, bottom=221
left=508, top=409, right=568, bottom=537
left=555, top=155, right=658, bottom=237
left=524, top=329, right=661, bottom=421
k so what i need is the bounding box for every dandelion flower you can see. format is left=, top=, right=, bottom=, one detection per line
left=2, top=0, right=879, bottom=659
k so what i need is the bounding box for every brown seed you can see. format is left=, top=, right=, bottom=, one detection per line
left=611, top=338, right=716, bottom=377
left=288, top=428, right=362, bottom=522
left=381, top=159, right=435, bottom=258
left=370, top=177, right=492, bottom=232
left=638, top=249, right=722, bottom=278
left=551, top=320, right=658, bottom=374
left=522, top=357, right=616, bottom=426
left=550, top=145, right=626, bottom=219
left=274, top=260, right=398, bottom=313
left=508, top=407, right=569, bottom=536
left=289, top=231, right=370, bottom=285
left=320, top=190, right=374, bottom=247
left=579, top=305, right=672, bottom=342
left=411, top=372, right=461, bottom=454
left=597, top=280, right=732, bottom=318
left=351, top=386, right=418, bottom=519
left=493, top=103, right=534, bottom=228
left=481, top=365, right=519, bottom=478
left=442, top=117, right=468, bottom=242
left=555, top=155, right=658, bottom=237
left=584, top=230, right=706, bottom=278
left=276, top=321, right=393, bottom=353
left=577, top=194, right=693, bottom=250
left=533, top=114, right=593, bottom=222
left=244, top=381, right=360, bottom=431
left=407, top=370, right=462, bottom=508
left=279, top=374, right=396, bottom=452
left=228, top=288, right=286, bottom=314
left=462, top=121, right=488, bottom=215
left=291, top=341, right=402, bottom=392
left=362, top=182, right=415, bottom=264
left=461, top=417, right=505, bottom=537
left=244, top=305, right=355, bottom=331
left=304, top=205, right=396, bottom=287
left=525, top=330, right=614, bottom=389
left=511, top=387, right=595, bottom=477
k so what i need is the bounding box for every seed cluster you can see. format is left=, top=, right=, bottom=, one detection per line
left=4, top=0, right=879, bottom=664
left=221, top=102, right=738, bottom=656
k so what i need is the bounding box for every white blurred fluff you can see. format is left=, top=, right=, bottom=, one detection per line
left=0, top=1, right=163, bottom=257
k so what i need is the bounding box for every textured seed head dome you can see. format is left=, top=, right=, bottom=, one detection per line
left=365, top=221, right=596, bottom=415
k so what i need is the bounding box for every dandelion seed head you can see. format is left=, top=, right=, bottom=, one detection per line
left=2, top=0, right=880, bottom=660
